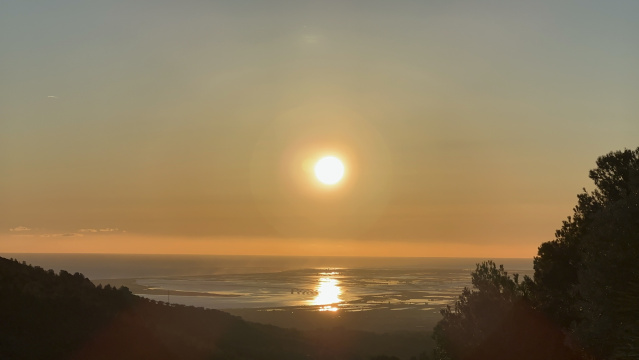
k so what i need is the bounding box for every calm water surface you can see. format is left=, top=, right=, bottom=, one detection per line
left=5, top=254, right=534, bottom=310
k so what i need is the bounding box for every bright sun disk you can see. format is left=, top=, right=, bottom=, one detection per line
left=314, top=156, right=345, bottom=185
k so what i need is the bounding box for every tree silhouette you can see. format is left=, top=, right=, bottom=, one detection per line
left=533, top=148, right=639, bottom=332
left=570, top=148, right=639, bottom=358
left=431, top=261, right=528, bottom=359
left=531, top=148, right=639, bottom=358
left=431, top=147, right=639, bottom=359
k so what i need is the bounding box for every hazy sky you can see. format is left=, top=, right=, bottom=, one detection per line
left=2, top=0, right=638, bottom=257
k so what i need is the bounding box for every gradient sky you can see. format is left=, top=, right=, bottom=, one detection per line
left=2, top=0, right=638, bottom=257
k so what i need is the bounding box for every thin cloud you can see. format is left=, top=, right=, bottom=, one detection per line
left=47, top=95, right=58, bottom=99
left=78, top=227, right=123, bottom=233
left=40, top=233, right=84, bottom=238
left=9, top=226, right=31, bottom=232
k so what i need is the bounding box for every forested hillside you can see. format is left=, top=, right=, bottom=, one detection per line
left=0, top=257, right=427, bottom=360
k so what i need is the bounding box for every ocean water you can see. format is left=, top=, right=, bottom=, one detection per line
left=4, top=254, right=534, bottom=311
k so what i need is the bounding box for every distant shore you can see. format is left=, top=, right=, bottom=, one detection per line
left=92, top=278, right=240, bottom=297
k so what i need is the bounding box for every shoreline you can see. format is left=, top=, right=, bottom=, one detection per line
left=92, top=278, right=241, bottom=297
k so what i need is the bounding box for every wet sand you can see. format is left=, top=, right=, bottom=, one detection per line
left=94, top=277, right=444, bottom=333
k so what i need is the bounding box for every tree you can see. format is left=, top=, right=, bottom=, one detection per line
left=572, top=149, right=639, bottom=359
left=431, top=261, right=527, bottom=360
left=533, top=147, right=639, bottom=359
left=430, top=148, right=639, bottom=360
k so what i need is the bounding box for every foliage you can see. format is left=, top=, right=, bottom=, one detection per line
left=430, top=261, right=526, bottom=359
left=571, top=149, right=639, bottom=359
left=430, top=262, right=584, bottom=360
left=533, top=147, right=639, bottom=359
left=430, top=147, right=639, bottom=360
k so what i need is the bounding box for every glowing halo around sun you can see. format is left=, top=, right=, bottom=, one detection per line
left=314, top=156, right=345, bottom=185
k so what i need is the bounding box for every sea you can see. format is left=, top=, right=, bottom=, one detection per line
left=4, top=254, right=534, bottom=313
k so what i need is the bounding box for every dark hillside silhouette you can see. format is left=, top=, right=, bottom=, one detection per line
left=0, top=256, right=306, bottom=359
left=0, top=256, right=429, bottom=360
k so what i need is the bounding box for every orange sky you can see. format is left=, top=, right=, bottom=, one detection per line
left=1, top=0, right=638, bottom=257
left=0, top=234, right=538, bottom=258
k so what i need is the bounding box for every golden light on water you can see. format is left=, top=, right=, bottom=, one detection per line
left=313, top=277, right=342, bottom=311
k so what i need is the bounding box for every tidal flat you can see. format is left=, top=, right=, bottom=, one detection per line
left=11, top=254, right=532, bottom=333
left=92, top=264, right=534, bottom=333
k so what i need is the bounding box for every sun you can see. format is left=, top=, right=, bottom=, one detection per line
left=314, top=156, right=345, bottom=185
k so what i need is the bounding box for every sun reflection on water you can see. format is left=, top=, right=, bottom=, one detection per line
left=313, top=277, right=342, bottom=311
